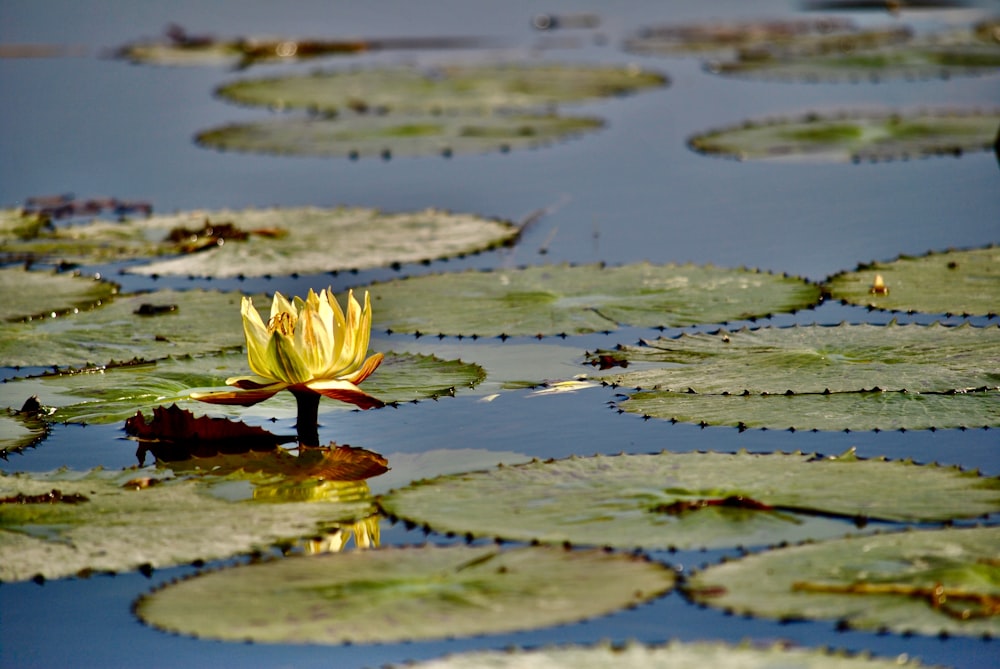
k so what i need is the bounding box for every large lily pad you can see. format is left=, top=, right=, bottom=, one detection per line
left=196, top=113, right=604, bottom=160
left=369, top=263, right=820, bottom=337
left=826, top=246, right=1000, bottom=316
left=686, top=526, right=1000, bottom=638
left=0, top=289, right=267, bottom=368
left=215, top=64, right=667, bottom=114
left=0, top=207, right=519, bottom=277
left=377, top=450, right=1000, bottom=551
left=0, top=409, right=49, bottom=456
left=3, top=349, right=485, bottom=424
left=598, top=322, right=1000, bottom=430
left=0, top=467, right=377, bottom=582
left=394, top=640, right=939, bottom=669
left=0, top=208, right=50, bottom=242
left=134, top=544, right=675, bottom=644
left=688, top=109, right=1000, bottom=163
left=0, top=267, right=118, bottom=323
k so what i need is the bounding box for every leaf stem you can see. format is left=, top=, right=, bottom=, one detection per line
left=292, top=389, right=321, bottom=447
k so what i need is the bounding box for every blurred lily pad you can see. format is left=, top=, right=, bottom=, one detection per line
left=0, top=467, right=376, bottom=582
left=134, top=544, right=675, bottom=644
left=0, top=267, right=118, bottom=322
left=395, top=640, right=939, bottom=669
left=196, top=113, right=604, bottom=159
left=688, top=109, right=1000, bottom=162
left=215, top=64, right=667, bottom=114
left=826, top=246, right=1000, bottom=316
left=0, top=409, right=49, bottom=456
left=686, top=526, right=1000, bottom=638
left=377, top=450, right=1000, bottom=551
left=4, top=349, right=485, bottom=424
left=369, top=263, right=820, bottom=337
left=0, top=207, right=519, bottom=277
left=0, top=208, right=50, bottom=241
left=599, top=322, right=1000, bottom=430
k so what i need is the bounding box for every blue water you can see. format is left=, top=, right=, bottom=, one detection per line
left=1, top=1, right=998, bottom=668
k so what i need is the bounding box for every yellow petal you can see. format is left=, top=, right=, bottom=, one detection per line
left=342, top=352, right=384, bottom=385
left=269, top=291, right=295, bottom=322
left=241, top=297, right=274, bottom=380
left=269, top=331, right=312, bottom=384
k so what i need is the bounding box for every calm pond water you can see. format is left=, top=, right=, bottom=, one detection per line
left=1, top=1, right=998, bottom=668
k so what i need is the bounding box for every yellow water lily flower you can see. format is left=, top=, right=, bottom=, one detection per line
left=192, top=288, right=384, bottom=410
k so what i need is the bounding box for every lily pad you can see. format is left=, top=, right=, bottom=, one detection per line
left=196, top=113, right=604, bottom=160
left=134, top=544, right=675, bottom=644
left=377, top=450, right=1000, bottom=551
left=0, top=289, right=268, bottom=368
left=369, top=263, right=820, bottom=337
left=0, top=208, right=50, bottom=241
left=599, top=323, right=1000, bottom=430
left=826, top=246, right=1000, bottom=316
left=215, top=64, right=667, bottom=114
left=0, top=409, right=49, bottom=456
left=0, top=267, right=118, bottom=323
left=392, top=640, right=939, bottom=669
left=0, top=207, right=519, bottom=277
left=3, top=349, right=485, bottom=424
left=688, top=109, right=1000, bottom=162
left=0, top=467, right=377, bottom=582
left=686, top=526, right=1000, bottom=638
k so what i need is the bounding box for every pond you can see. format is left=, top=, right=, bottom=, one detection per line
left=1, top=1, right=998, bottom=668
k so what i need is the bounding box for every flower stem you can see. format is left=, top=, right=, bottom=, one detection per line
left=292, top=390, right=321, bottom=447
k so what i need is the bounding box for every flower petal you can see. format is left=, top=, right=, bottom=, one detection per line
left=225, top=376, right=289, bottom=391
left=342, top=352, right=384, bottom=385
left=241, top=297, right=274, bottom=380
left=270, top=291, right=295, bottom=321
left=190, top=387, right=282, bottom=406
left=270, top=331, right=312, bottom=384
left=306, top=379, right=384, bottom=410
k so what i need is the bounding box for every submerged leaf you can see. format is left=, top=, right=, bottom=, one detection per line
left=134, top=544, right=675, bottom=644
left=0, top=468, right=376, bottom=582
left=370, top=263, right=820, bottom=337
left=688, top=109, right=1000, bottom=163
left=377, top=451, right=1000, bottom=551
left=826, top=246, right=1000, bottom=316
left=0, top=267, right=118, bottom=323
left=687, top=526, right=1000, bottom=638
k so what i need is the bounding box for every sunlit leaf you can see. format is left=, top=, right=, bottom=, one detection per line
left=688, top=109, right=1000, bottom=163
left=3, top=349, right=484, bottom=424
left=687, top=526, right=1000, bottom=638
left=0, top=267, right=118, bottom=323
left=0, top=207, right=519, bottom=277
left=215, top=64, right=667, bottom=114
left=0, top=468, right=376, bottom=582
left=134, top=544, right=675, bottom=644
left=377, top=450, right=1000, bottom=551
left=826, top=246, right=1000, bottom=316
left=598, top=322, right=1000, bottom=430
left=0, top=208, right=50, bottom=242
left=396, top=639, right=940, bottom=669
left=370, top=263, right=820, bottom=337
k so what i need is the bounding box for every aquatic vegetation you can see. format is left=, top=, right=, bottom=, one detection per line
left=0, top=267, right=117, bottom=323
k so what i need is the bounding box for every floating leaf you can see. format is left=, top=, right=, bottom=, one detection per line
left=686, top=526, right=1000, bottom=638
left=0, top=468, right=376, bottom=582
left=196, top=113, right=604, bottom=160
left=598, top=322, right=1000, bottom=430
left=370, top=263, right=820, bottom=337
left=134, top=544, right=674, bottom=644
left=0, top=208, right=50, bottom=241
left=378, top=450, right=1000, bottom=551
left=393, top=640, right=939, bottom=669
left=0, top=207, right=519, bottom=277
left=3, top=349, right=484, bottom=425
left=0, top=289, right=266, bottom=368
left=0, top=267, right=118, bottom=323
left=215, top=64, right=667, bottom=114
left=0, top=409, right=49, bottom=456
left=826, top=246, right=1000, bottom=316
left=688, top=109, right=1000, bottom=162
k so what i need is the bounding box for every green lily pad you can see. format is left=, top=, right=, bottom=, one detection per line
left=598, top=322, right=1000, bottom=430
left=377, top=450, right=1000, bottom=551
left=826, top=246, right=1000, bottom=316
left=0, top=467, right=376, bottom=582
left=369, top=263, right=820, bottom=337
left=0, top=289, right=267, bottom=368
left=3, top=349, right=485, bottom=424
left=0, top=208, right=50, bottom=241
left=196, top=113, right=605, bottom=160
left=686, top=526, right=1000, bottom=638
left=0, top=267, right=118, bottom=323
left=215, top=64, right=667, bottom=114
left=134, top=544, right=675, bottom=644
left=688, top=109, right=1000, bottom=162
left=392, top=640, right=939, bottom=669
left=0, top=207, right=519, bottom=277
left=0, top=410, right=49, bottom=456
